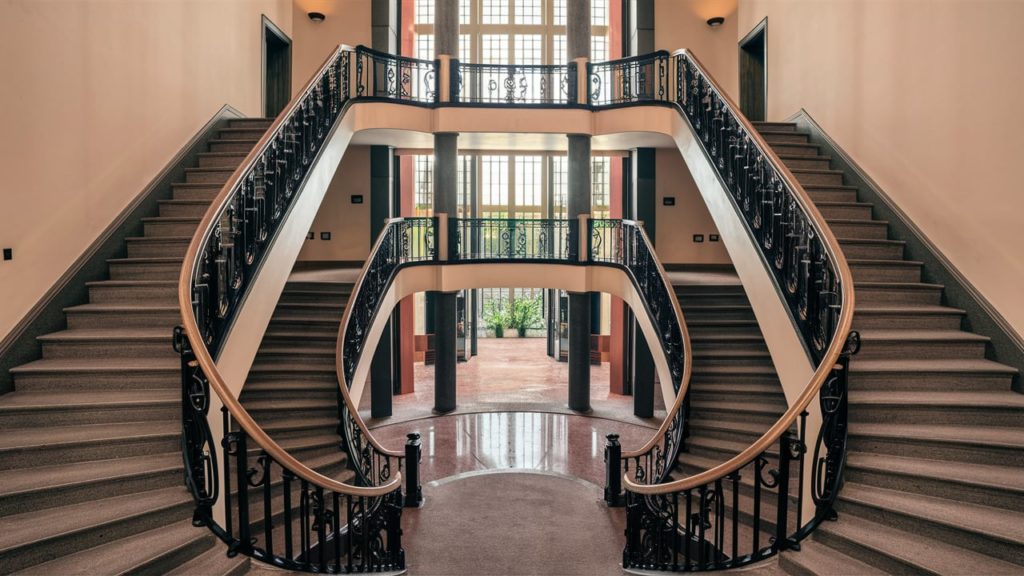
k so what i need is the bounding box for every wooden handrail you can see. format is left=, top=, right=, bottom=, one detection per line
left=177, top=43, right=400, bottom=498
left=625, top=49, right=855, bottom=495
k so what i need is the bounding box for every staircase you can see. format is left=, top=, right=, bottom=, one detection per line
left=0, top=118, right=273, bottom=574
left=751, top=122, right=1024, bottom=574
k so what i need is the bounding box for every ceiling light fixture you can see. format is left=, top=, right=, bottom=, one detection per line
left=707, top=16, right=725, bottom=27
left=308, top=11, right=326, bottom=23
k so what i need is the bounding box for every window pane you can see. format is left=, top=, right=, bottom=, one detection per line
left=460, top=0, right=471, bottom=24
left=551, top=35, right=566, bottom=66
left=591, top=0, right=607, bottom=26
left=414, top=155, right=434, bottom=216
left=460, top=34, right=472, bottom=62
left=482, top=34, right=509, bottom=64
left=415, top=0, right=434, bottom=24
left=591, top=35, right=607, bottom=62
left=591, top=157, right=610, bottom=217
left=515, top=156, right=542, bottom=208
left=482, top=0, right=509, bottom=24
left=481, top=156, right=509, bottom=206
left=515, top=0, right=542, bottom=25
left=514, top=34, right=542, bottom=65
left=551, top=156, right=567, bottom=219
left=416, top=34, right=435, bottom=60
left=553, top=0, right=566, bottom=26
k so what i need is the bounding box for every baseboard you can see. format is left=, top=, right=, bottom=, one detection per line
left=787, top=108, right=1023, bottom=391
left=0, top=104, right=244, bottom=394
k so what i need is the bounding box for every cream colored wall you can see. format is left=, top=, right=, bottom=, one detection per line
left=737, top=0, right=1024, bottom=340
left=292, top=0, right=373, bottom=262
left=296, top=146, right=372, bottom=261
left=655, top=149, right=731, bottom=264
left=0, top=0, right=292, bottom=341
left=653, top=0, right=737, bottom=264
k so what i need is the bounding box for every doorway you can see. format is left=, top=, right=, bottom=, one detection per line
left=263, top=16, right=292, bottom=118
left=739, top=18, right=767, bottom=122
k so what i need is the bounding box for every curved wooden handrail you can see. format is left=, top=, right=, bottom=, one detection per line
left=625, top=49, right=855, bottom=495
left=177, top=43, right=401, bottom=498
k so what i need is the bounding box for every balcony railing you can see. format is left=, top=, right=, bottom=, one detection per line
left=451, top=62, right=578, bottom=106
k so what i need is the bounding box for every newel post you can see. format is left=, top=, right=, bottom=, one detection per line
left=404, top=433, right=423, bottom=507
left=604, top=433, right=624, bottom=506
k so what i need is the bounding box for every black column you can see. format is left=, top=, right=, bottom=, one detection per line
left=370, top=146, right=395, bottom=418
left=433, top=134, right=459, bottom=413
left=631, top=148, right=656, bottom=418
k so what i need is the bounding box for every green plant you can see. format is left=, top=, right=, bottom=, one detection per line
left=482, top=300, right=509, bottom=338
left=509, top=296, right=544, bottom=337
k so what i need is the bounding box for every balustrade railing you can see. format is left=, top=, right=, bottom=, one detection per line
left=451, top=61, right=578, bottom=105
left=355, top=46, right=438, bottom=104
left=588, top=51, right=670, bottom=107
left=617, top=50, right=858, bottom=572
left=450, top=218, right=577, bottom=261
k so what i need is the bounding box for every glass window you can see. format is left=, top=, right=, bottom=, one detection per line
left=551, top=156, right=567, bottom=219
left=482, top=0, right=509, bottom=24
left=514, top=34, right=543, bottom=65
left=515, top=156, right=542, bottom=208
left=515, top=0, right=542, bottom=25
left=591, top=35, right=607, bottom=62
left=482, top=34, right=509, bottom=64
left=553, top=0, right=566, bottom=26
left=459, top=34, right=473, bottom=62
left=416, top=0, right=435, bottom=24
left=591, top=0, right=607, bottom=26
left=552, top=34, right=566, bottom=65
left=480, top=156, right=509, bottom=207
left=591, top=157, right=610, bottom=218
left=416, top=34, right=435, bottom=60
left=460, top=0, right=472, bottom=24
left=414, top=155, right=434, bottom=216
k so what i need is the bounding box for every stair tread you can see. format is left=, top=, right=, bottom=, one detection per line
left=244, top=398, right=335, bottom=410
left=839, top=237, right=906, bottom=246
left=139, top=216, right=201, bottom=223
left=36, top=327, right=172, bottom=342
left=691, top=365, right=778, bottom=375
left=0, top=486, right=189, bottom=552
left=854, top=280, right=942, bottom=289
left=64, top=303, right=178, bottom=313
left=0, top=421, right=178, bottom=450
left=817, top=513, right=1021, bottom=575
left=782, top=538, right=887, bottom=576
left=851, top=422, right=1024, bottom=447
left=0, top=452, right=180, bottom=497
left=0, top=389, right=176, bottom=410
left=85, top=280, right=176, bottom=287
left=849, top=358, right=1017, bottom=374
left=826, top=218, right=888, bottom=226
left=789, top=168, right=844, bottom=175
left=689, top=399, right=786, bottom=414
left=846, top=452, right=1024, bottom=493
left=107, top=256, right=183, bottom=264
left=166, top=543, right=247, bottom=576
left=850, top=389, right=1024, bottom=409
left=10, top=356, right=179, bottom=373
left=16, top=517, right=207, bottom=576
left=854, top=328, right=989, bottom=342
left=244, top=380, right=337, bottom=391
left=855, top=304, right=965, bottom=315
left=125, top=234, right=193, bottom=242
left=840, top=483, right=1024, bottom=545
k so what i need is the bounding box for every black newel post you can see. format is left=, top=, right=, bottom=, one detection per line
left=604, top=433, right=623, bottom=506
left=405, top=433, right=423, bottom=507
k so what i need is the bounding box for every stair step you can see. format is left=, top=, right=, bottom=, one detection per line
left=10, top=357, right=179, bottom=391
left=166, top=542, right=250, bottom=576
left=688, top=418, right=773, bottom=444
left=16, top=519, right=213, bottom=576
left=848, top=357, right=1017, bottom=392
left=849, top=259, right=922, bottom=283
left=767, top=142, right=821, bottom=156
left=826, top=218, right=889, bottom=240
left=38, top=327, right=174, bottom=359
left=689, top=382, right=785, bottom=401
left=848, top=389, right=1024, bottom=427
left=0, top=389, right=177, bottom=428
left=752, top=121, right=798, bottom=132
left=814, top=201, right=873, bottom=220
left=141, top=216, right=201, bottom=237
left=852, top=329, right=987, bottom=360
left=171, top=182, right=222, bottom=201
left=228, top=118, right=274, bottom=129
left=218, top=127, right=268, bottom=140
left=853, top=304, right=965, bottom=330
left=845, top=452, right=1024, bottom=513
left=86, top=280, right=177, bottom=304
left=790, top=168, right=844, bottom=186
left=0, top=420, right=178, bottom=472
left=255, top=416, right=340, bottom=440
left=777, top=154, right=832, bottom=170
left=209, top=138, right=260, bottom=153
left=804, top=185, right=859, bottom=203
left=63, top=303, right=179, bottom=329
left=689, top=400, right=785, bottom=423
left=779, top=538, right=887, bottom=576
left=0, top=486, right=192, bottom=573
left=814, top=512, right=1021, bottom=575
left=759, top=131, right=810, bottom=144
left=836, top=483, right=1024, bottom=566
left=184, top=167, right=234, bottom=185
left=0, top=452, right=181, bottom=517
left=157, top=199, right=211, bottom=218
left=853, top=281, right=943, bottom=306
left=197, top=151, right=247, bottom=168
left=848, top=422, right=1024, bottom=467
left=125, top=235, right=192, bottom=258
left=107, top=257, right=182, bottom=280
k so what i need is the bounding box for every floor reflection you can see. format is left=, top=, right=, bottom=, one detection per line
left=371, top=411, right=655, bottom=486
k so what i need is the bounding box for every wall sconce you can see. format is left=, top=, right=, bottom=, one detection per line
left=308, top=12, right=326, bottom=23
left=706, top=17, right=725, bottom=27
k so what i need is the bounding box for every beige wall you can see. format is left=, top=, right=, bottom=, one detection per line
left=0, top=0, right=292, bottom=341
left=737, top=0, right=1024, bottom=340
left=653, top=0, right=737, bottom=265
left=296, top=146, right=371, bottom=262
left=292, top=0, right=373, bottom=262
left=655, top=149, right=731, bottom=264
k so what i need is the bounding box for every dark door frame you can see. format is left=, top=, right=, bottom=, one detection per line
left=738, top=17, right=768, bottom=122
left=262, top=15, right=292, bottom=118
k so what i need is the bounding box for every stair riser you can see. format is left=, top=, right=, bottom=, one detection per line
left=159, top=203, right=209, bottom=218
left=755, top=123, right=797, bottom=132
left=818, top=205, right=873, bottom=220
left=691, top=340, right=769, bottom=353
left=254, top=354, right=335, bottom=366
left=209, top=140, right=257, bottom=153
left=849, top=404, right=1023, bottom=427
left=219, top=129, right=266, bottom=140
left=0, top=467, right=181, bottom=518
left=844, top=467, right=1024, bottom=513
left=260, top=336, right=335, bottom=349
left=138, top=534, right=221, bottom=576
left=267, top=320, right=340, bottom=333
left=851, top=340, right=985, bottom=361
left=838, top=242, right=905, bottom=260
left=271, top=309, right=344, bottom=321
left=850, top=265, right=921, bottom=283
left=89, top=284, right=177, bottom=304
left=828, top=222, right=889, bottom=240
left=109, top=262, right=182, bottom=281
left=143, top=220, right=200, bottom=237
left=688, top=407, right=780, bottom=426
left=228, top=119, right=274, bottom=130
left=246, top=371, right=336, bottom=384
left=762, top=133, right=810, bottom=144
left=807, top=189, right=859, bottom=203
left=813, top=527, right=929, bottom=576
left=66, top=310, right=179, bottom=330
left=242, top=389, right=337, bottom=403
left=834, top=498, right=1024, bottom=566
left=853, top=312, right=963, bottom=331
left=849, top=371, right=1012, bottom=392
left=768, top=143, right=819, bottom=156
left=690, top=390, right=787, bottom=406
left=794, top=171, right=844, bottom=186
left=854, top=288, right=943, bottom=307
left=688, top=327, right=762, bottom=338
left=683, top=310, right=756, bottom=322
left=0, top=435, right=180, bottom=471
left=172, top=188, right=220, bottom=202
left=687, top=424, right=763, bottom=445
left=0, top=500, right=192, bottom=574
left=248, top=409, right=338, bottom=425
left=184, top=170, right=232, bottom=185
left=198, top=154, right=246, bottom=168
left=692, top=357, right=773, bottom=368
left=781, top=156, right=831, bottom=170
left=847, top=435, right=1024, bottom=467
left=278, top=293, right=351, bottom=305
left=691, top=373, right=780, bottom=386
left=0, top=404, right=177, bottom=428
left=41, top=340, right=175, bottom=360
left=13, top=371, right=178, bottom=392
left=126, top=240, right=189, bottom=259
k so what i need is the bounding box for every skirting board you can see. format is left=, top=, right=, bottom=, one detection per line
left=0, top=104, right=245, bottom=394
left=787, top=108, right=1023, bottom=391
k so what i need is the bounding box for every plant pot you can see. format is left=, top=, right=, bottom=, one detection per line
left=494, top=326, right=504, bottom=338
left=517, top=328, right=527, bottom=338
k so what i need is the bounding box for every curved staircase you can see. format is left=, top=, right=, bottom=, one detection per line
left=0, top=118, right=273, bottom=574
left=751, top=121, right=1024, bottom=575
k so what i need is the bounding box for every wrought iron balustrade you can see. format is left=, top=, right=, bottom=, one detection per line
left=450, top=218, right=577, bottom=262
left=355, top=46, right=438, bottom=104
left=588, top=51, right=670, bottom=107
left=451, top=61, right=578, bottom=105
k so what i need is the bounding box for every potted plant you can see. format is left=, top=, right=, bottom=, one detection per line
left=482, top=300, right=508, bottom=338
left=509, top=296, right=544, bottom=338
